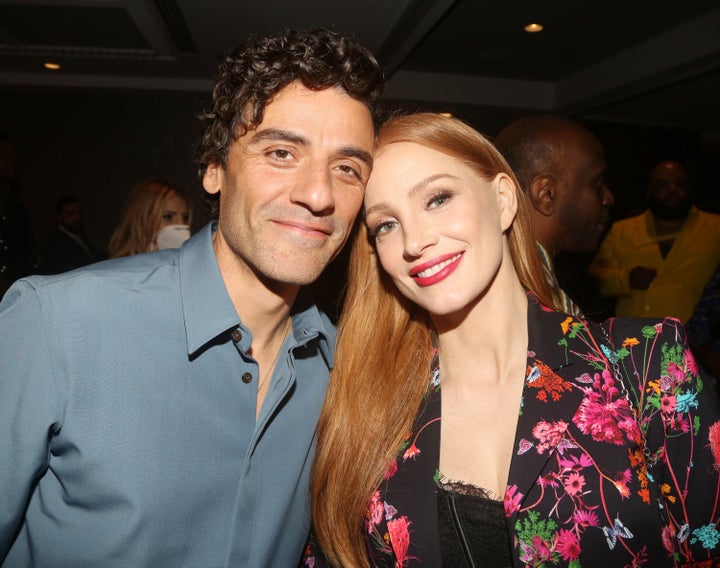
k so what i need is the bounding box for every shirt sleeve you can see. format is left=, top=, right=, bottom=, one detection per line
left=589, top=228, right=633, bottom=298
left=610, top=317, right=720, bottom=563
left=0, top=280, right=65, bottom=559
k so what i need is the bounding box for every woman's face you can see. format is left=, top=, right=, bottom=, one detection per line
left=160, top=193, right=190, bottom=229
left=364, top=141, right=516, bottom=317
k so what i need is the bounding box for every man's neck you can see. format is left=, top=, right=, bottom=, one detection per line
left=652, top=213, right=687, bottom=236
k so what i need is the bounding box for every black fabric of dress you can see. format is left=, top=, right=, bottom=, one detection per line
left=437, top=479, right=512, bottom=568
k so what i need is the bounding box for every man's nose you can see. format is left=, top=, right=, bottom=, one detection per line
left=289, top=163, right=335, bottom=214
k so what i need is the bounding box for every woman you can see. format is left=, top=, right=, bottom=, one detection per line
left=108, top=177, right=192, bottom=258
left=306, top=114, right=720, bottom=567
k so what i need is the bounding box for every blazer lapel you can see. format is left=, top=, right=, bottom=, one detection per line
left=506, top=297, right=588, bottom=523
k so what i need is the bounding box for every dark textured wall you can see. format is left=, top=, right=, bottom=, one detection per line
left=0, top=88, right=212, bottom=256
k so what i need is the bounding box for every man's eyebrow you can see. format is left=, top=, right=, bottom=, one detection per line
left=250, top=128, right=309, bottom=146
left=338, top=146, right=373, bottom=167
left=249, top=129, right=372, bottom=166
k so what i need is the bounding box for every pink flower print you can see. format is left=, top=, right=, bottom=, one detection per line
left=384, top=459, right=398, bottom=479
left=384, top=502, right=398, bottom=520
left=402, top=443, right=420, bottom=461
left=554, top=528, right=581, bottom=561
left=654, top=323, right=663, bottom=333
left=366, top=491, right=383, bottom=533
left=532, top=420, right=569, bottom=454
left=684, top=349, right=699, bottom=376
left=661, top=524, right=675, bottom=552
left=538, top=473, right=559, bottom=489
left=666, top=362, right=687, bottom=385
left=558, top=452, right=592, bottom=471
left=709, top=420, right=720, bottom=469
left=387, top=516, right=412, bottom=566
left=573, top=370, right=641, bottom=445
left=563, top=471, right=586, bottom=496
left=531, top=536, right=552, bottom=560
left=572, top=508, right=599, bottom=528
left=613, top=468, right=632, bottom=498
left=504, top=484, right=524, bottom=517
left=660, top=394, right=677, bottom=414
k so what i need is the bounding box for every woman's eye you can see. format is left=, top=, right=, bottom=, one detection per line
left=162, top=213, right=174, bottom=222
left=428, top=191, right=452, bottom=208
left=371, top=220, right=397, bottom=237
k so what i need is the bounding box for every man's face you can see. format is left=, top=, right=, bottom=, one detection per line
left=203, top=82, right=375, bottom=288
left=554, top=129, right=614, bottom=254
left=647, top=161, right=692, bottom=220
left=58, top=202, right=84, bottom=234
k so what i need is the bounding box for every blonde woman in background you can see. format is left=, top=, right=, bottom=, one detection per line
left=108, top=177, right=192, bottom=258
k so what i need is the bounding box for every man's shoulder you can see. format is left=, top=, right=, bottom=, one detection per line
left=16, top=249, right=182, bottom=299
left=695, top=208, right=720, bottom=225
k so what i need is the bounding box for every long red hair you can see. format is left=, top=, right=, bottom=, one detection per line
left=311, top=113, right=560, bottom=566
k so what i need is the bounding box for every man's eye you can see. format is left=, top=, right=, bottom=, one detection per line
left=270, top=149, right=293, bottom=160
left=338, top=164, right=362, bottom=180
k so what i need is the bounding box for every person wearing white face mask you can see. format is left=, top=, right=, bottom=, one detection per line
left=108, top=177, right=192, bottom=258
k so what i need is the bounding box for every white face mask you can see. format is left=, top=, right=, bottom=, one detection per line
left=152, top=224, right=191, bottom=251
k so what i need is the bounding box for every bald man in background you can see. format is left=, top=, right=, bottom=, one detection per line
left=495, top=115, right=614, bottom=317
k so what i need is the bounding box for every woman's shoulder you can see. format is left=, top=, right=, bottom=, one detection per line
left=598, top=315, right=687, bottom=344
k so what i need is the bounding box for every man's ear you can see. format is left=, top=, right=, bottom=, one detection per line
left=528, top=175, right=555, bottom=216
left=202, top=163, right=223, bottom=195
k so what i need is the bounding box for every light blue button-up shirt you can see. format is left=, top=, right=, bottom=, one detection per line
left=0, top=222, right=335, bottom=567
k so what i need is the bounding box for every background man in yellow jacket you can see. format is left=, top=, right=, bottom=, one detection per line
left=590, top=160, right=720, bottom=322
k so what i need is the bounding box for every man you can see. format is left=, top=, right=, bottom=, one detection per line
left=589, top=160, right=720, bottom=322
left=0, top=135, right=37, bottom=296
left=0, top=28, right=383, bottom=567
left=39, top=195, right=104, bottom=274
left=494, top=115, right=614, bottom=316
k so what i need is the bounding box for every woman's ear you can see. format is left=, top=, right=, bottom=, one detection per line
left=494, top=173, right=518, bottom=232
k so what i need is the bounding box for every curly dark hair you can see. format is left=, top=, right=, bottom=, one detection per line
left=196, top=28, right=384, bottom=176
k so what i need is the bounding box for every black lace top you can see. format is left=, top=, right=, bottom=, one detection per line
left=437, top=477, right=512, bottom=568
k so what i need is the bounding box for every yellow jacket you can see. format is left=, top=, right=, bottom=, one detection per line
left=589, top=206, right=720, bottom=322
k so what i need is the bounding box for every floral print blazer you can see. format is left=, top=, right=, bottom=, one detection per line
left=304, top=295, right=720, bottom=567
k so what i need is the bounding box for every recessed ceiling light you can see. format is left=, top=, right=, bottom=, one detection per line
left=524, top=23, right=543, bottom=33
left=44, top=62, right=61, bottom=70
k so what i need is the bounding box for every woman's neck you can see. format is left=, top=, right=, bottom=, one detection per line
left=435, top=277, right=528, bottom=389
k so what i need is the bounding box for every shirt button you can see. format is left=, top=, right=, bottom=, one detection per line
left=231, top=329, right=242, bottom=342
left=241, top=372, right=253, bottom=384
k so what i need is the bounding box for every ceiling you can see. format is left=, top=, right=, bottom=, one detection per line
left=1, top=0, right=720, bottom=138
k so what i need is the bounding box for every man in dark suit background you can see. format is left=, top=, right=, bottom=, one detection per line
left=39, top=195, right=104, bottom=274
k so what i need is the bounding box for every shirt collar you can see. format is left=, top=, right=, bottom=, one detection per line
left=178, top=222, right=334, bottom=362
